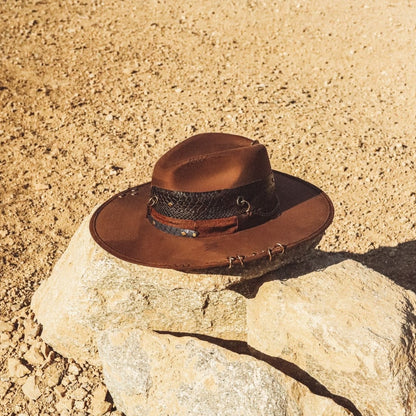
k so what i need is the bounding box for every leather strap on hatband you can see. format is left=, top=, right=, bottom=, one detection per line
left=147, top=174, right=280, bottom=238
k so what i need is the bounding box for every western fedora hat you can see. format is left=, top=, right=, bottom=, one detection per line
left=90, top=133, right=334, bottom=272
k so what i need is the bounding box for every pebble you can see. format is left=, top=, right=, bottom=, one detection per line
left=54, top=385, right=66, bottom=398
left=23, top=344, right=45, bottom=366
left=68, top=363, right=81, bottom=375
left=7, top=358, right=31, bottom=378
left=91, top=384, right=108, bottom=402
left=90, top=384, right=112, bottom=415
left=60, top=376, right=70, bottom=387
left=0, top=320, right=14, bottom=332
left=23, top=320, right=41, bottom=341
left=0, top=332, right=11, bottom=342
left=44, top=363, right=64, bottom=387
left=32, top=183, right=50, bottom=191
left=71, top=386, right=88, bottom=400
left=22, top=376, right=42, bottom=400
left=0, top=340, right=11, bottom=351
left=56, top=397, right=74, bottom=412
left=67, top=374, right=76, bottom=382
left=91, top=399, right=112, bottom=416
left=19, top=342, right=29, bottom=354
left=74, top=399, right=85, bottom=410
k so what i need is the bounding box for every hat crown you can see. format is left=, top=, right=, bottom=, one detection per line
left=151, top=133, right=272, bottom=192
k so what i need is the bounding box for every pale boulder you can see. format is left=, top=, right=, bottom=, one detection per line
left=97, top=328, right=352, bottom=416
left=247, top=259, right=416, bottom=416
left=31, top=215, right=247, bottom=364
left=31, top=208, right=321, bottom=364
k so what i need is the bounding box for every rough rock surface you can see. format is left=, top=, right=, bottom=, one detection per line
left=247, top=260, right=416, bottom=416
left=31, top=213, right=318, bottom=364
left=97, top=328, right=352, bottom=416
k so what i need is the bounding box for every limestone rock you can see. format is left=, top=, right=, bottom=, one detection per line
left=31, top=215, right=248, bottom=363
left=247, top=259, right=416, bottom=416
left=97, top=328, right=351, bottom=416
left=31, top=211, right=320, bottom=364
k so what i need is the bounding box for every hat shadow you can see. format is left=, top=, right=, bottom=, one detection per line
left=230, top=239, right=416, bottom=298
left=334, top=240, right=416, bottom=292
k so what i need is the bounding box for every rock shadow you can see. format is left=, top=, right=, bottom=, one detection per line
left=157, top=331, right=362, bottom=416
left=230, top=240, right=416, bottom=298
left=341, top=240, right=416, bottom=293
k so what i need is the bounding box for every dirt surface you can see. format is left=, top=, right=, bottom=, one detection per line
left=1, top=0, right=416, bottom=414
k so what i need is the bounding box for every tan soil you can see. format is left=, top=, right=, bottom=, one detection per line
left=1, top=0, right=415, bottom=414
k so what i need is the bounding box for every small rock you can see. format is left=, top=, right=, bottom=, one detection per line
left=91, top=399, right=112, bottom=416
left=78, top=375, right=91, bottom=384
left=23, top=320, right=41, bottom=341
left=71, top=386, right=88, bottom=400
left=8, top=358, right=31, bottom=378
left=60, top=376, right=70, bottom=387
left=39, top=341, right=52, bottom=359
left=56, top=397, right=74, bottom=412
left=91, top=384, right=112, bottom=416
left=68, top=363, right=81, bottom=375
left=0, top=340, right=11, bottom=351
left=23, top=344, right=45, bottom=366
left=22, top=376, right=41, bottom=400
left=44, top=363, right=63, bottom=387
left=54, top=385, right=66, bottom=398
left=0, top=320, right=14, bottom=332
left=19, top=343, right=29, bottom=354
left=67, top=374, right=76, bottom=382
left=0, top=332, right=11, bottom=342
left=32, top=183, right=50, bottom=191
left=91, top=384, right=107, bottom=402
left=34, top=368, right=43, bottom=377
left=74, top=400, right=85, bottom=410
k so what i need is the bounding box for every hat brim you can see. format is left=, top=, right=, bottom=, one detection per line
left=89, top=171, right=334, bottom=272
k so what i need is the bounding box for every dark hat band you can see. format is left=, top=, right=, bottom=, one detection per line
left=147, top=173, right=280, bottom=238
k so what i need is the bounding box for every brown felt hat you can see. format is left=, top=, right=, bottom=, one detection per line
left=90, top=133, right=334, bottom=271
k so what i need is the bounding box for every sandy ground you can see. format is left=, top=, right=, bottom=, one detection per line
left=1, top=0, right=416, bottom=414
